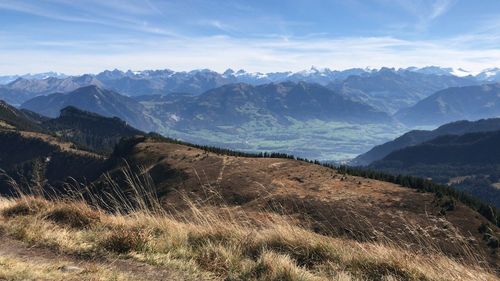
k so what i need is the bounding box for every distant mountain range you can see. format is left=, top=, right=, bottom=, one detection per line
left=328, top=67, right=477, bottom=113
left=3, top=66, right=500, bottom=161
left=2, top=66, right=498, bottom=110
left=0, top=75, right=101, bottom=105
left=0, top=72, right=68, bottom=85
left=396, top=84, right=500, bottom=126
left=3, top=65, right=499, bottom=86
left=20, top=81, right=392, bottom=127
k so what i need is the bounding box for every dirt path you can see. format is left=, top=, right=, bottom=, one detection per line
left=0, top=235, right=196, bottom=280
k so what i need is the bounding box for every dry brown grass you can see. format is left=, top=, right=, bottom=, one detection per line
left=0, top=255, right=135, bottom=281
left=0, top=167, right=498, bottom=281
left=1, top=197, right=47, bottom=218
left=0, top=193, right=497, bottom=281
left=44, top=204, right=100, bottom=229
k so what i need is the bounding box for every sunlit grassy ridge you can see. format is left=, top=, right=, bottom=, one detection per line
left=121, top=135, right=499, bottom=228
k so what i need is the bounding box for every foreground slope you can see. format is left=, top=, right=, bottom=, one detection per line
left=96, top=137, right=499, bottom=268
left=1, top=194, right=498, bottom=280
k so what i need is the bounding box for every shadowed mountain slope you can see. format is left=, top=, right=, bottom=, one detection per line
left=396, top=83, right=500, bottom=126
left=354, top=118, right=500, bottom=165
left=150, top=82, right=392, bottom=130
left=370, top=130, right=500, bottom=207
left=42, top=106, right=145, bottom=154
left=0, top=100, right=46, bottom=131
left=0, top=130, right=106, bottom=196
left=21, top=85, right=158, bottom=132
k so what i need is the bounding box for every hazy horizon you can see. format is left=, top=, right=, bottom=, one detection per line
left=0, top=65, right=491, bottom=77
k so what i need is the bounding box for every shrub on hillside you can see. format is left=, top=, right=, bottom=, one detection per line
left=1, top=198, right=46, bottom=218
left=99, top=226, right=151, bottom=253
left=44, top=205, right=100, bottom=228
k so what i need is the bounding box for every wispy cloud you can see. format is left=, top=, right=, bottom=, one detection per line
left=0, top=0, right=179, bottom=37
left=0, top=33, right=499, bottom=75
left=382, top=0, right=456, bottom=31
left=429, top=0, right=455, bottom=19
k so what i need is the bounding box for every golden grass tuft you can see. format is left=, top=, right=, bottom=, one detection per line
left=44, top=204, right=100, bottom=229
left=99, top=225, right=152, bottom=253
left=346, top=258, right=428, bottom=281
left=254, top=251, right=323, bottom=281
left=1, top=197, right=47, bottom=218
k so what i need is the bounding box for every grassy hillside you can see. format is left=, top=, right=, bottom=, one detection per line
left=85, top=137, right=499, bottom=266
left=0, top=190, right=498, bottom=280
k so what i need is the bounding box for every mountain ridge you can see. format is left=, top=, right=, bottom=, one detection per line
left=395, top=83, right=500, bottom=126
left=0, top=66, right=491, bottom=107
left=354, top=117, right=500, bottom=165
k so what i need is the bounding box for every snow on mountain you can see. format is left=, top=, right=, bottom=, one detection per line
left=0, top=75, right=19, bottom=85
left=400, top=66, right=476, bottom=77
left=451, top=68, right=472, bottom=77
left=476, top=68, right=500, bottom=81
left=0, top=72, right=68, bottom=85
left=3, top=66, right=499, bottom=90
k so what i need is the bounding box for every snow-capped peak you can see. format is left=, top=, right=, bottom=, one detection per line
left=450, top=68, right=472, bottom=77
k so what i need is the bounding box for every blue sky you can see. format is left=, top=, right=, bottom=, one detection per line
left=0, top=0, right=499, bottom=74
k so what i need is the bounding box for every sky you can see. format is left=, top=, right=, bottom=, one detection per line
left=0, top=0, right=499, bottom=75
